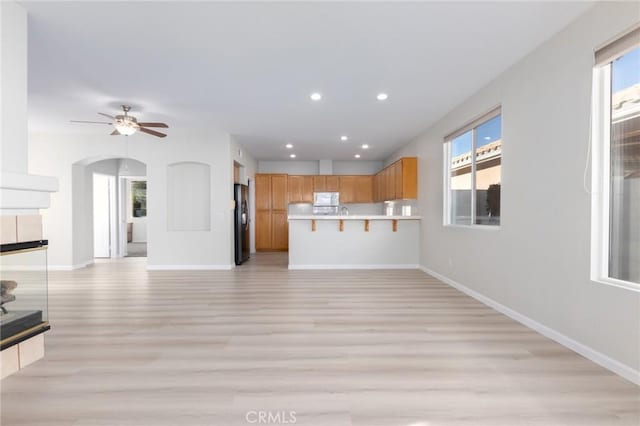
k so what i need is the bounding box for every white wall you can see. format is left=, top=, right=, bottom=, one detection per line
left=332, top=160, right=383, bottom=175
left=388, top=2, right=640, bottom=378
left=29, top=128, right=234, bottom=269
left=258, top=159, right=383, bottom=175
left=0, top=1, right=28, bottom=174
left=258, top=160, right=319, bottom=175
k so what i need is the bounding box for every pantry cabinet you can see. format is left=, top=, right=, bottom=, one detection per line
left=255, top=174, right=288, bottom=251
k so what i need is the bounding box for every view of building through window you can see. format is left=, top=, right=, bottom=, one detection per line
left=609, top=46, right=640, bottom=284
left=449, top=113, right=502, bottom=226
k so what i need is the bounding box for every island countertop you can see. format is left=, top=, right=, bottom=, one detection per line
left=288, top=215, right=421, bottom=221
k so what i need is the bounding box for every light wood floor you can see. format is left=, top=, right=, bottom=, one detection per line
left=1, top=253, right=638, bottom=426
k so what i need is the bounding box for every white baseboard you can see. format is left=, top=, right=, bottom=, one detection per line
left=289, top=264, right=420, bottom=270
left=419, top=266, right=640, bottom=386
left=146, top=264, right=234, bottom=271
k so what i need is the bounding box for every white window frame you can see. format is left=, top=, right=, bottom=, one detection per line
left=590, top=63, right=640, bottom=292
left=443, top=107, right=502, bottom=229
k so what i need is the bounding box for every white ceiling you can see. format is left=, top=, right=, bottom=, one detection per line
left=23, top=1, right=594, bottom=161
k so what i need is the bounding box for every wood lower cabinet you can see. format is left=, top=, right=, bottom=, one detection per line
left=271, top=211, right=289, bottom=250
left=255, top=174, right=288, bottom=251
left=255, top=210, right=272, bottom=251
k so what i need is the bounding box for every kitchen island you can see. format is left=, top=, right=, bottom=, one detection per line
left=287, top=215, right=421, bottom=269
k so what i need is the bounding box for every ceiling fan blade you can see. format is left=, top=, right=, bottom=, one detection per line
left=110, top=129, right=121, bottom=136
left=98, top=112, right=115, bottom=120
left=70, top=120, right=112, bottom=125
left=137, top=122, right=168, bottom=128
left=139, top=127, right=167, bottom=138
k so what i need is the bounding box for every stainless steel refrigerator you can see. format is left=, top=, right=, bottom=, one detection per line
left=234, top=184, right=250, bottom=265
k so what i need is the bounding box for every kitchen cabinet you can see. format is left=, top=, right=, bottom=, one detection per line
left=255, top=174, right=288, bottom=251
left=255, top=210, right=272, bottom=250
left=287, top=175, right=304, bottom=204
left=302, top=176, right=314, bottom=203
left=373, top=157, right=418, bottom=201
left=313, top=175, right=339, bottom=192
left=288, top=175, right=315, bottom=203
left=313, top=175, right=326, bottom=192
left=255, top=174, right=271, bottom=210
left=271, top=211, right=289, bottom=250
left=326, top=176, right=340, bottom=192
left=355, top=176, right=373, bottom=203
left=338, top=176, right=356, bottom=203
left=339, top=176, right=373, bottom=203
left=271, top=175, right=288, bottom=210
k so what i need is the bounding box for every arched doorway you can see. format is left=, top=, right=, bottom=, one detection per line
left=72, top=157, right=147, bottom=264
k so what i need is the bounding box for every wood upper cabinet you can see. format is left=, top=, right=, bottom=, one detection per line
left=372, top=157, right=418, bottom=201
left=271, top=174, right=288, bottom=211
left=397, top=157, right=418, bottom=199
left=393, top=161, right=403, bottom=200
left=302, top=176, right=314, bottom=203
left=385, top=166, right=395, bottom=201
left=288, top=175, right=315, bottom=203
left=355, top=175, right=373, bottom=203
left=313, top=175, right=326, bottom=192
left=255, top=174, right=272, bottom=210
left=326, top=176, right=340, bottom=192
left=287, top=175, right=304, bottom=204
left=338, top=176, right=373, bottom=203
left=338, top=176, right=356, bottom=203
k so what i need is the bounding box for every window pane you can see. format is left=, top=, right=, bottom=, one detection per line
left=450, top=131, right=472, bottom=225
left=131, top=181, right=147, bottom=218
left=609, top=47, right=640, bottom=284
left=474, top=115, right=502, bottom=225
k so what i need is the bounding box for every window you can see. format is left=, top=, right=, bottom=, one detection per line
left=445, top=108, right=502, bottom=226
left=593, top=28, right=640, bottom=289
left=131, top=181, right=147, bottom=218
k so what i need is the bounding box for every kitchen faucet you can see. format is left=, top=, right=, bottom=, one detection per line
left=340, top=205, right=349, bottom=216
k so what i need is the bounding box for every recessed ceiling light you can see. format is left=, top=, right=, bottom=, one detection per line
left=290, top=154, right=296, bottom=158
left=354, top=154, right=361, bottom=159
left=340, top=135, right=348, bottom=141
left=484, top=136, right=491, bottom=140
left=285, top=143, right=293, bottom=149
left=376, top=93, right=389, bottom=101
left=310, top=92, right=322, bottom=101
left=361, top=144, right=369, bottom=149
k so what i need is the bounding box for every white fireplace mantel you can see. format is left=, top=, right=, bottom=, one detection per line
left=1, top=171, right=59, bottom=212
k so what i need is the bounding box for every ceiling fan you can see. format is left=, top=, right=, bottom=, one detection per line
left=70, top=105, right=169, bottom=138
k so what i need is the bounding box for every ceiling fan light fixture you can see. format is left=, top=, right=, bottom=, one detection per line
left=114, top=116, right=139, bottom=136
left=114, top=123, right=137, bottom=136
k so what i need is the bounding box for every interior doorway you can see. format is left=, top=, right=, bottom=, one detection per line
left=93, top=173, right=117, bottom=258
left=120, top=176, right=148, bottom=257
